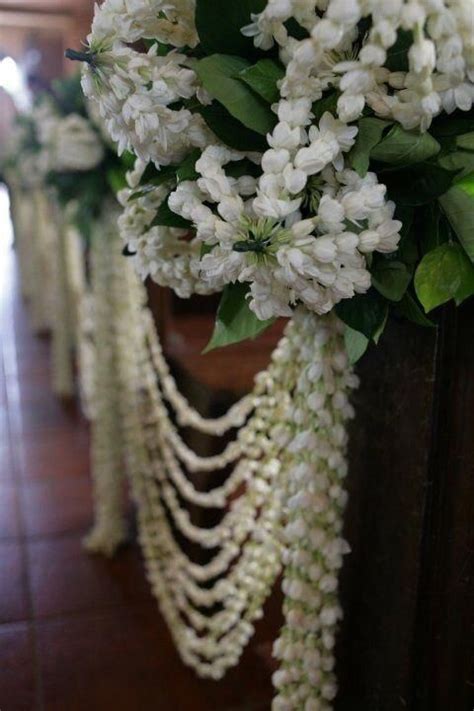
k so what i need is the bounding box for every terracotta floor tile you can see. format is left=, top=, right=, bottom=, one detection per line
left=198, top=645, right=275, bottom=711
left=0, top=542, right=29, bottom=623
left=0, top=622, right=36, bottom=711
left=37, top=608, right=209, bottom=711
left=0, top=484, right=21, bottom=539
left=17, top=428, right=90, bottom=481
left=36, top=586, right=275, bottom=711
left=8, top=397, right=83, bottom=435
left=28, top=535, right=152, bottom=618
left=21, top=477, right=93, bottom=538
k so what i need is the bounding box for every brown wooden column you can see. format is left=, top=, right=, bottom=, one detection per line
left=336, top=317, right=438, bottom=710
left=411, top=301, right=474, bottom=711
left=336, top=302, right=474, bottom=711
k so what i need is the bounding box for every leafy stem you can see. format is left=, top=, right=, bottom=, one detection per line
left=65, top=49, right=96, bottom=67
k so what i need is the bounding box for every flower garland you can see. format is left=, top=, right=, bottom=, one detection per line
left=5, top=170, right=36, bottom=301
left=272, top=310, right=356, bottom=711
left=65, top=224, right=97, bottom=419
left=83, top=214, right=130, bottom=556
left=97, top=225, right=356, bottom=690
left=61, top=0, right=474, bottom=707
left=5, top=116, right=60, bottom=332
left=50, top=202, right=76, bottom=398
left=29, top=187, right=58, bottom=333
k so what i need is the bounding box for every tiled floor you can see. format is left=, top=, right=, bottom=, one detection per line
left=0, top=196, right=278, bottom=709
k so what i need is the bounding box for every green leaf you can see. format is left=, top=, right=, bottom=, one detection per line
left=239, top=59, right=284, bottom=104
left=439, top=184, right=474, bottom=262
left=199, top=103, right=267, bottom=151
left=106, top=167, right=128, bottom=194
left=200, top=243, right=214, bottom=258
left=371, top=125, right=440, bottom=167
left=176, top=149, right=201, bottom=182
left=414, top=242, right=474, bottom=311
left=120, top=150, right=136, bottom=170
left=395, top=205, right=418, bottom=265
left=456, top=132, right=474, bottom=151
left=129, top=166, right=177, bottom=199
left=52, top=74, right=86, bottom=117
left=349, top=117, right=391, bottom=177
left=344, top=326, right=369, bottom=364
left=396, top=292, right=436, bottom=327
left=194, top=54, right=277, bottom=135
left=373, top=309, right=388, bottom=344
left=371, top=260, right=411, bottom=301
left=385, top=29, right=412, bottom=72
left=438, top=150, right=474, bottom=180
left=457, top=173, right=474, bottom=196
left=151, top=198, right=192, bottom=229
left=418, top=204, right=451, bottom=255
left=132, top=163, right=177, bottom=196
left=335, top=290, right=389, bottom=340
left=204, top=283, right=275, bottom=352
left=312, top=92, right=338, bottom=123
left=195, top=0, right=266, bottom=57
left=195, top=55, right=276, bottom=135
left=139, top=162, right=164, bottom=184
left=384, top=163, right=457, bottom=206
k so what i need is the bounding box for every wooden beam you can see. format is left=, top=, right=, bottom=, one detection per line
left=0, top=9, right=73, bottom=30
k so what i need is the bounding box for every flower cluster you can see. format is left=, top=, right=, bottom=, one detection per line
left=117, top=159, right=215, bottom=297
left=81, top=0, right=474, bottom=326
left=79, top=0, right=210, bottom=166
left=33, top=97, right=105, bottom=173
left=246, top=0, right=474, bottom=130
left=5, top=116, right=46, bottom=188
left=120, top=138, right=400, bottom=318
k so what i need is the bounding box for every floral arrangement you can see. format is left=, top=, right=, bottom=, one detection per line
left=63, top=1, right=474, bottom=709
left=30, top=74, right=133, bottom=242
left=70, top=0, right=474, bottom=359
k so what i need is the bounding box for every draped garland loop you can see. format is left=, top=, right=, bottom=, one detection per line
left=80, top=228, right=356, bottom=706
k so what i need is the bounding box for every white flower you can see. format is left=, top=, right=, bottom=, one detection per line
left=295, top=135, right=339, bottom=175
left=41, top=113, right=104, bottom=172
left=317, top=195, right=345, bottom=232
left=409, top=38, right=437, bottom=74
left=268, top=122, right=303, bottom=150
left=262, top=148, right=292, bottom=174
left=250, top=279, right=294, bottom=320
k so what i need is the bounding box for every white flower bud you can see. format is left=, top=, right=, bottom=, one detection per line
left=262, top=148, right=291, bottom=174
left=409, top=38, right=436, bottom=73
left=313, top=236, right=337, bottom=263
